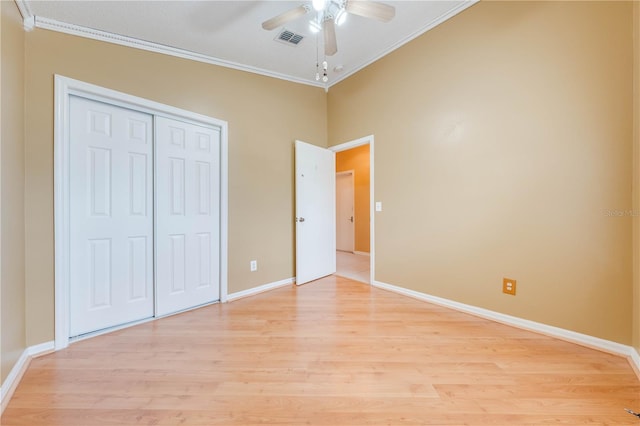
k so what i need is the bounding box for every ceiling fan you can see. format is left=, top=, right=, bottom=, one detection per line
left=261, top=0, right=396, bottom=56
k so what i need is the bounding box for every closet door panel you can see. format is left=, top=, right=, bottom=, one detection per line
left=69, top=96, right=154, bottom=336
left=155, top=116, right=220, bottom=316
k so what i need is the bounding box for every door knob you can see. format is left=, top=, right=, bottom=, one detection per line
left=350, top=216, right=353, bottom=223
left=297, top=217, right=305, bottom=223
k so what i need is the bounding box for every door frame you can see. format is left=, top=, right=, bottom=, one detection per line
left=54, top=75, right=229, bottom=350
left=330, top=135, right=374, bottom=284
left=335, top=170, right=355, bottom=253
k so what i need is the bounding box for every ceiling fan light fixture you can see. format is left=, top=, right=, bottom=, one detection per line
left=260, top=0, right=397, bottom=83
left=312, top=0, right=327, bottom=12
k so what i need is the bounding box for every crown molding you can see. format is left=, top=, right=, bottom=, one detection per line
left=14, top=0, right=31, bottom=20
left=14, top=0, right=35, bottom=31
left=328, top=0, right=479, bottom=88
left=32, top=16, right=327, bottom=90
left=19, top=0, right=476, bottom=90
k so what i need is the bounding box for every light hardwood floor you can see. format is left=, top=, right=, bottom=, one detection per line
left=3, top=276, right=639, bottom=425
left=335, top=251, right=370, bottom=283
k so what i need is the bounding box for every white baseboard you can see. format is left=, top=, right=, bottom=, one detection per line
left=354, top=251, right=371, bottom=257
left=0, top=350, right=29, bottom=414
left=629, top=347, right=640, bottom=378
left=1, top=340, right=55, bottom=414
left=372, top=280, right=640, bottom=377
left=26, top=341, right=56, bottom=357
left=227, top=277, right=295, bottom=302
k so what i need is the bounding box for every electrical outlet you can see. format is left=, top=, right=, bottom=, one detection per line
left=250, top=260, right=258, bottom=272
left=503, top=278, right=516, bottom=296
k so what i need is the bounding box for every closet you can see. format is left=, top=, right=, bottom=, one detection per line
left=68, top=95, right=221, bottom=337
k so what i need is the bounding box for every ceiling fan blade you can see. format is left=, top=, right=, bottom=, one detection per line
left=345, top=0, right=395, bottom=23
left=262, top=5, right=309, bottom=31
left=323, top=18, right=337, bottom=56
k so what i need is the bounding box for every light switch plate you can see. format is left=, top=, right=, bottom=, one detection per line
left=375, top=202, right=382, bottom=212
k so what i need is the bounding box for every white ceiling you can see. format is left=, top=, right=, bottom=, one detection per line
left=24, top=0, right=475, bottom=87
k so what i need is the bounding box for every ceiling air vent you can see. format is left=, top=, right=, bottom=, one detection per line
left=275, top=29, right=304, bottom=46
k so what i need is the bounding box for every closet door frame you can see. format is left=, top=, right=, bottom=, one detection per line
left=54, top=75, right=228, bottom=350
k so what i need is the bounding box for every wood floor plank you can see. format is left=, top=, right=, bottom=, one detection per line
left=2, top=276, right=639, bottom=425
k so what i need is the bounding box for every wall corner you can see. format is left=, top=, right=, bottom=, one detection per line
left=632, top=0, right=640, bottom=353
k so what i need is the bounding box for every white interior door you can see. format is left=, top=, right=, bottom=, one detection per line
left=336, top=172, right=355, bottom=252
left=69, top=96, right=154, bottom=336
left=295, top=140, right=336, bottom=285
left=155, top=116, right=221, bottom=316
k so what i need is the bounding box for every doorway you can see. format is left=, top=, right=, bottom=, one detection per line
left=331, top=137, right=373, bottom=284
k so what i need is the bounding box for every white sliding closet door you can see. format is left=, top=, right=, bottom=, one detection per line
left=155, top=116, right=221, bottom=316
left=69, top=96, right=154, bottom=336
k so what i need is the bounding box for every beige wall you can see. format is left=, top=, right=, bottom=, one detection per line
left=1, top=0, right=26, bottom=382
left=329, top=1, right=634, bottom=344
left=23, top=29, right=327, bottom=345
left=633, top=0, right=640, bottom=354
left=336, top=145, right=370, bottom=252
